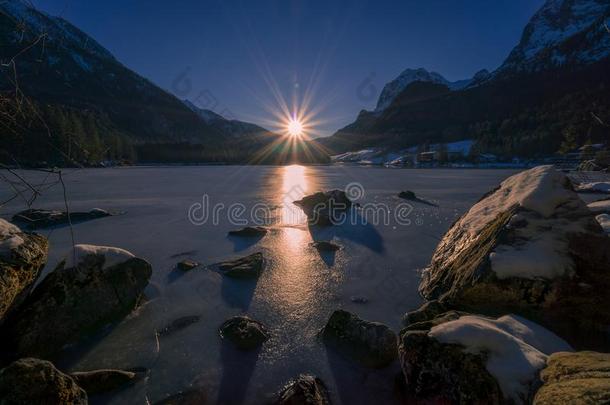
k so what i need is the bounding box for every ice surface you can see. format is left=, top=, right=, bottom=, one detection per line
left=0, top=166, right=518, bottom=404
left=430, top=314, right=572, bottom=403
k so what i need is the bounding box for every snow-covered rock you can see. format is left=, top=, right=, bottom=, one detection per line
left=576, top=181, right=610, bottom=194
left=4, top=244, right=151, bottom=359
left=419, top=166, right=610, bottom=338
left=63, top=244, right=135, bottom=270
left=497, top=0, right=610, bottom=74
left=0, top=220, right=48, bottom=322
left=0, top=219, right=24, bottom=257
left=399, top=311, right=572, bottom=404
left=430, top=315, right=571, bottom=402
left=587, top=198, right=610, bottom=213
left=595, top=213, right=610, bottom=234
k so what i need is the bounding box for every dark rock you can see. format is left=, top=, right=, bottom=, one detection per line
left=398, top=190, right=437, bottom=206
left=169, top=250, right=198, bottom=259
left=70, top=369, right=136, bottom=395
left=294, top=190, right=352, bottom=226
left=534, top=351, right=610, bottom=404
left=0, top=358, right=87, bottom=404
left=311, top=241, right=341, bottom=252
left=176, top=259, right=199, bottom=271
left=402, top=310, right=464, bottom=332
left=153, top=388, right=207, bottom=405
left=418, top=166, right=610, bottom=340
left=228, top=226, right=268, bottom=237
left=398, top=190, right=417, bottom=200
left=219, top=316, right=269, bottom=350
left=5, top=245, right=152, bottom=359
left=218, top=252, right=264, bottom=278
left=321, top=309, right=397, bottom=368
left=402, top=300, right=449, bottom=326
left=12, top=208, right=111, bottom=229
left=0, top=220, right=48, bottom=323
left=273, top=374, right=330, bottom=405
left=158, top=315, right=201, bottom=337
left=399, top=329, right=502, bottom=404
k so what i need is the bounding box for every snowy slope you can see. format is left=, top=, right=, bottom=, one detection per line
left=374, top=68, right=491, bottom=113
left=498, top=0, right=610, bottom=74
left=1, top=0, right=115, bottom=63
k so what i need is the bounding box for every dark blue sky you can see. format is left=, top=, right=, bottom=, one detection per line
left=35, top=0, right=544, bottom=136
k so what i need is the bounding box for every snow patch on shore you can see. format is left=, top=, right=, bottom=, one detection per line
left=596, top=214, right=610, bottom=234
left=587, top=199, right=610, bottom=214
left=64, top=244, right=135, bottom=269
left=577, top=182, right=610, bottom=193
left=0, top=219, right=24, bottom=257
left=429, top=314, right=572, bottom=403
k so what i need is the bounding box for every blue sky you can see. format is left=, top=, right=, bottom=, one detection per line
left=34, top=0, right=544, bottom=136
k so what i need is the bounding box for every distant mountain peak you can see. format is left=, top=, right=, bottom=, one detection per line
left=1, top=0, right=115, bottom=62
left=498, top=0, right=610, bottom=74
left=374, top=68, right=449, bottom=112
left=374, top=68, right=486, bottom=112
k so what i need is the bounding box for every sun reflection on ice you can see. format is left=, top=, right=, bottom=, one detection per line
left=280, top=164, right=310, bottom=227
left=252, top=165, right=340, bottom=345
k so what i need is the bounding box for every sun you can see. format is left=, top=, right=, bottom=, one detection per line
left=287, top=119, right=303, bottom=137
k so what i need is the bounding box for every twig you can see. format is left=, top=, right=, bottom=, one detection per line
left=58, top=170, right=77, bottom=264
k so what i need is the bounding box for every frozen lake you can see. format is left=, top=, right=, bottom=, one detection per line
left=0, top=165, right=518, bottom=404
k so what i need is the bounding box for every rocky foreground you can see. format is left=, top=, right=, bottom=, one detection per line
left=0, top=165, right=609, bottom=404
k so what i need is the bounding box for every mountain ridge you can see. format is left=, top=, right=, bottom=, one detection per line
left=320, top=0, right=610, bottom=158
left=0, top=0, right=327, bottom=165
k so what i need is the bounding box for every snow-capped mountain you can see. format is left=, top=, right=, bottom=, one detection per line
left=320, top=0, right=610, bottom=159
left=183, top=100, right=271, bottom=138
left=0, top=0, right=221, bottom=147
left=497, top=0, right=610, bottom=74
left=0, top=0, right=115, bottom=62
left=0, top=0, right=329, bottom=164
left=374, top=68, right=489, bottom=112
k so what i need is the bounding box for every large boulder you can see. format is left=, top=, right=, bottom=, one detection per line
left=0, top=358, right=88, bottom=404
left=400, top=311, right=572, bottom=404
left=321, top=309, right=397, bottom=368
left=273, top=374, right=331, bottom=405
left=5, top=244, right=151, bottom=359
left=294, top=190, right=352, bottom=226
left=419, top=166, right=610, bottom=339
left=534, top=351, right=610, bottom=404
left=0, top=219, right=48, bottom=323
